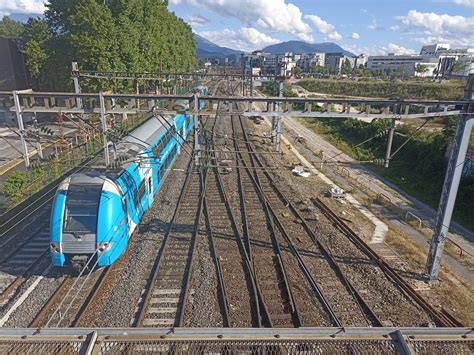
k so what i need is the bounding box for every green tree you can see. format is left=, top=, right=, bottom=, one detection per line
left=22, top=18, right=52, bottom=88
left=450, top=60, right=465, bottom=75
left=415, top=64, right=429, bottom=76
left=0, top=16, right=24, bottom=37
left=20, top=0, right=196, bottom=91
left=3, top=171, right=29, bottom=203
left=342, top=58, right=352, bottom=75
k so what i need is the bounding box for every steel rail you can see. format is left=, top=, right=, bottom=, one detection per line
left=202, top=197, right=230, bottom=327
left=177, top=169, right=205, bottom=327
left=245, top=138, right=383, bottom=327
left=232, top=113, right=303, bottom=328
left=234, top=135, right=341, bottom=327
left=203, top=86, right=263, bottom=327
left=29, top=277, right=70, bottom=328
left=134, top=156, right=195, bottom=327
left=313, top=197, right=462, bottom=328
left=0, top=249, right=49, bottom=305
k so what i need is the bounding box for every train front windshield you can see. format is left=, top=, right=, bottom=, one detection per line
left=63, top=184, right=102, bottom=234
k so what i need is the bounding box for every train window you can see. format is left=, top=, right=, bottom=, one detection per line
left=134, top=180, right=147, bottom=208
left=63, top=183, right=102, bottom=233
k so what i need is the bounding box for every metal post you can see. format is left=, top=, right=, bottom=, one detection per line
left=275, top=58, right=285, bottom=152
left=426, top=74, right=474, bottom=280
left=99, top=92, right=110, bottom=167
left=72, top=62, right=82, bottom=109
left=249, top=57, right=253, bottom=112
left=32, top=115, right=43, bottom=159
left=12, top=90, right=30, bottom=168
left=194, top=94, right=200, bottom=166
left=384, top=104, right=400, bottom=168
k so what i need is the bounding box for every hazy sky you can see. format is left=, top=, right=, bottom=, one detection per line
left=1, top=0, right=473, bottom=55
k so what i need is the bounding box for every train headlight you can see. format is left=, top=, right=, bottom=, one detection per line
left=50, top=242, right=61, bottom=254
left=98, top=242, right=113, bottom=253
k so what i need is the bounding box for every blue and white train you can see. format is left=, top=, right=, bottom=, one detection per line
left=49, top=86, right=208, bottom=269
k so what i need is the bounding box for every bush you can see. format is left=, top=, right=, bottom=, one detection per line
left=3, top=171, right=29, bottom=203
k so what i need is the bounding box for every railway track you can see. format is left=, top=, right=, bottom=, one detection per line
left=233, top=116, right=382, bottom=327
left=199, top=110, right=261, bottom=327
left=0, top=231, right=50, bottom=309
left=133, top=158, right=203, bottom=327
left=235, top=112, right=460, bottom=327
left=29, top=266, right=112, bottom=328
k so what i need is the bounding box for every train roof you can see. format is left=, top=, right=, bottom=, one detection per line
left=89, top=114, right=175, bottom=176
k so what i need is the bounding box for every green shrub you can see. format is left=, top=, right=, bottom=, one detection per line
left=3, top=171, right=29, bottom=203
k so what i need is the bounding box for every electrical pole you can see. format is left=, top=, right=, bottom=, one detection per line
left=275, top=56, right=285, bottom=152
left=99, top=92, right=110, bottom=167
left=32, top=114, right=43, bottom=159
left=12, top=90, right=30, bottom=168
left=384, top=103, right=400, bottom=168
left=194, top=94, right=201, bottom=166
left=72, top=62, right=83, bottom=109
left=426, top=74, right=474, bottom=281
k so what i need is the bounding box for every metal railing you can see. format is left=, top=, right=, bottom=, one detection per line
left=0, top=327, right=471, bottom=355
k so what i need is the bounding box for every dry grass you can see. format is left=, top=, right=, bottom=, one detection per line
left=386, top=229, right=474, bottom=326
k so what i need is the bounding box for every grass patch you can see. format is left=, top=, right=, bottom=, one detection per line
left=298, top=78, right=465, bottom=100
left=299, top=116, right=474, bottom=230
left=385, top=230, right=474, bottom=326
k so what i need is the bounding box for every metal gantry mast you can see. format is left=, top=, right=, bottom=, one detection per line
left=426, top=74, right=474, bottom=280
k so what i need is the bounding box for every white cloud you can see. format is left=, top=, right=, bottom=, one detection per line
left=240, top=27, right=279, bottom=47
left=367, top=19, right=381, bottom=30
left=304, top=15, right=334, bottom=34
left=0, top=0, right=45, bottom=17
left=188, top=15, right=210, bottom=26
left=327, top=31, right=341, bottom=41
left=453, top=0, right=474, bottom=8
left=384, top=43, right=416, bottom=55
left=171, top=0, right=313, bottom=42
left=344, top=43, right=416, bottom=56
left=396, top=10, right=474, bottom=48
left=199, top=27, right=278, bottom=51
left=389, top=25, right=400, bottom=32
left=397, top=10, right=474, bottom=35
left=351, top=32, right=360, bottom=40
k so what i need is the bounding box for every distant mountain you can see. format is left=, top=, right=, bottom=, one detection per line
left=194, top=33, right=242, bottom=62
left=262, top=40, right=355, bottom=57
left=194, top=35, right=356, bottom=63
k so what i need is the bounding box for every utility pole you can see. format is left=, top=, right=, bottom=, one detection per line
left=32, top=114, right=43, bottom=159
left=275, top=57, right=286, bottom=153
left=72, top=62, right=83, bottom=109
left=426, top=74, right=474, bottom=281
left=99, top=92, right=110, bottom=167
left=384, top=103, right=401, bottom=168
left=12, top=90, right=30, bottom=168
left=194, top=94, right=201, bottom=166
left=248, top=57, right=253, bottom=112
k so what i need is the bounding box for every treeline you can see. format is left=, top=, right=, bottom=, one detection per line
left=4, top=0, right=196, bottom=91
left=298, top=78, right=465, bottom=100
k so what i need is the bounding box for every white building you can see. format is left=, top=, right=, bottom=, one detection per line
left=354, top=54, right=368, bottom=68
left=367, top=53, right=423, bottom=76
left=419, top=43, right=474, bottom=77
left=297, top=53, right=326, bottom=72
left=420, top=43, right=450, bottom=60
